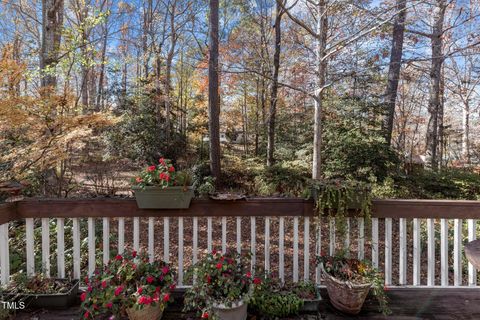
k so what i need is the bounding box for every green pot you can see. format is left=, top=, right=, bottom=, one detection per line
left=311, top=186, right=369, bottom=210
left=133, top=186, right=194, bottom=209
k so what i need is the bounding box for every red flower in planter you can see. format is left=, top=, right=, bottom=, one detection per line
left=159, top=158, right=166, bottom=165
left=132, top=250, right=137, bottom=258
left=115, top=254, right=122, bottom=261
left=101, top=280, right=107, bottom=289
left=84, top=311, right=90, bottom=318
left=201, top=311, right=209, bottom=318
left=165, top=174, right=170, bottom=182
left=146, top=276, right=154, bottom=284
left=253, top=277, right=261, bottom=285
left=87, top=286, right=92, bottom=292
left=114, top=286, right=123, bottom=296
left=216, top=262, right=223, bottom=269
left=147, top=165, right=156, bottom=172
left=135, top=177, right=142, bottom=183
left=80, top=292, right=87, bottom=302
left=168, top=166, right=175, bottom=172
left=163, top=293, right=170, bottom=302
left=169, top=284, right=176, bottom=290
left=246, top=272, right=252, bottom=278
left=137, top=287, right=143, bottom=294
left=105, top=302, right=113, bottom=308
left=162, top=266, right=170, bottom=274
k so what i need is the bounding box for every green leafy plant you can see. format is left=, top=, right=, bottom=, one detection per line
left=183, top=251, right=253, bottom=319
left=317, top=255, right=390, bottom=315
left=249, top=274, right=303, bottom=318
left=80, top=250, right=175, bottom=319
left=132, top=158, right=191, bottom=189
left=289, top=280, right=318, bottom=300
left=196, top=176, right=216, bottom=197
left=1, top=273, right=75, bottom=295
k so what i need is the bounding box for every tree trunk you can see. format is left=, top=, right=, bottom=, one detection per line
left=208, top=0, right=221, bottom=181
left=383, top=0, right=407, bottom=145
left=267, top=1, right=283, bottom=167
left=462, top=101, right=470, bottom=163
left=425, top=0, right=446, bottom=170
left=312, top=0, right=328, bottom=180
left=40, top=0, right=64, bottom=89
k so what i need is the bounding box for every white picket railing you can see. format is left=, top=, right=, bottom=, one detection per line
left=0, top=199, right=479, bottom=288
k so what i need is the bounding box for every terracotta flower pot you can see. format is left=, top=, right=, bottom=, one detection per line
left=212, top=300, right=248, bottom=320
left=132, top=186, right=194, bottom=209
left=322, top=266, right=371, bottom=315
left=126, top=303, right=164, bottom=320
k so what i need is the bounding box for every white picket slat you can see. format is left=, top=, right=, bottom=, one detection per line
left=385, top=218, right=392, bottom=286
left=304, top=217, right=310, bottom=281
left=0, top=223, right=10, bottom=285
left=265, top=217, right=270, bottom=272
left=293, top=216, right=299, bottom=283
left=102, top=217, right=110, bottom=265
left=329, top=218, right=335, bottom=256
left=251, top=217, right=256, bottom=272
left=88, top=217, right=95, bottom=276
left=413, top=218, right=421, bottom=286
left=236, top=217, right=241, bottom=254
left=164, top=217, right=170, bottom=262
left=133, top=217, right=140, bottom=252
left=41, top=218, right=50, bottom=277
left=222, top=217, right=227, bottom=253
left=118, top=218, right=125, bottom=254
left=57, top=218, right=65, bottom=278
left=315, top=221, right=321, bottom=284
left=193, top=217, right=198, bottom=264
left=207, top=217, right=212, bottom=253
left=372, top=218, right=379, bottom=268
left=279, top=217, right=285, bottom=283
left=454, top=219, right=462, bottom=286
left=344, top=218, right=350, bottom=254
left=399, top=218, right=407, bottom=285
left=468, top=219, right=477, bottom=286
left=148, top=217, right=154, bottom=262
left=72, top=218, right=81, bottom=279
left=178, top=217, right=184, bottom=286
left=26, top=218, right=35, bottom=276
left=357, top=217, right=365, bottom=260
left=440, top=218, right=448, bottom=286
left=427, top=218, right=435, bottom=286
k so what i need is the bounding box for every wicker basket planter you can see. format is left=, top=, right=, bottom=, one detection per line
left=126, top=303, right=165, bottom=320
left=132, top=186, right=194, bottom=209
left=212, top=300, right=248, bottom=320
left=322, top=266, right=371, bottom=315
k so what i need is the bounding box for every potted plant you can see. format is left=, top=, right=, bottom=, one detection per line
left=290, top=281, right=322, bottom=312
left=184, top=251, right=253, bottom=320
left=132, top=158, right=194, bottom=209
left=80, top=250, right=176, bottom=320
left=0, top=273, right=79, bottom=309
left=317, top=254, right=390, bottom=315
left=249, top=274, right=303, bottom=318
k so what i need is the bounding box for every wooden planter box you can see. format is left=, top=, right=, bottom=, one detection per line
left=300, top=287, right=322, bottom=312
left=2, top=279, right=79, bottom=309
left=133, top=186, right=194, bottom=209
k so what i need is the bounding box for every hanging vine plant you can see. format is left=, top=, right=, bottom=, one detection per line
left=310, top=179, right=372, bottom=250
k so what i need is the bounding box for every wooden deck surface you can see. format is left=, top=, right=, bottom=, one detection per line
left=13, top=288, right=480, bottom=319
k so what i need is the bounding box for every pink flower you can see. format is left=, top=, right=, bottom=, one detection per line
left=212, top=250, right=217, bottom=255
left=84, top=311, right=90, bottom=318
left=162, top=266, right=169, bottom=275
left=246, top=272, right=252, bottom=278
left=132, top=250, right=137, bottom=258
left=87, top=286, right=92, bottom=292
left=84, top=276, right=89, bottom=284
left=114, top=286, right=123, bottom=296
left=147, top=165, right=156, bottom=172
left=101, top=280, right=107, bottom=289
left=106, top=302, right=113, bottom=308
left=135, top=177, right=142, bottom=183
left=137, top=287, right=143, bottom=294
left=146, top=276, right=154, bottom=284
left=169, top=284, right=176, bottom=290
left=163, top=293, right=170, bottom=302
left=80, top=292, right=87, bottom=302
left=159, top=158, right=166, bottom=165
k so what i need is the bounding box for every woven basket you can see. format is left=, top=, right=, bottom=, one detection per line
left=126, top=303, right=165, bottom=320
left=322, top=266, right=371, bottom=315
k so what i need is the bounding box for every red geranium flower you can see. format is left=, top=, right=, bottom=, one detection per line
left=87, top=286, right=92, bottom=292
left=146, top=275, right=154, bottom=283
left=84, top=311, right=90, bottom=318
left=201, top=311, right=209, bottom=318
left=106, top=302, right=113, bottom=308
left=135, top=177, right=142, bottom=183
left=163, top=293, right=170, bottom=302
left=216, top=262, right=223, bottom=269
left=246, top=272, right=252, bottom=278
left=159, top=158, right=166, bottom=165
left=132, top=250, right=137, bottom=258
left=80, top=292, right=87, bottom=302
left=114, top=286, right=123, bottom=296
left=147, top=165, right=156, bottom=172
left=115, top=254, right=122, bottom=261
left=168, top=166, right=175, bottom=172
left=101, top=280, right=107, bottom=289
left=253, top=277, right=261, bottom=285
left=169, top=284, right=176, bottom=290
left=137, top=287, right=143, bottom=294
left=162, top=266, right=169, bottom=274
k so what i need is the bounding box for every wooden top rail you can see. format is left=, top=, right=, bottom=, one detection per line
left=1, top=198, right=480, bottom=224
